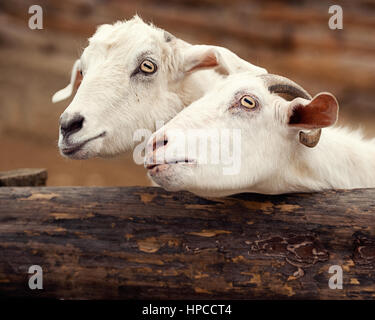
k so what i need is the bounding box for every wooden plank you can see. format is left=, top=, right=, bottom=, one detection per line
left=0, top=186, right=374, bottom=299
left=0, top=169, right=47, bottom=187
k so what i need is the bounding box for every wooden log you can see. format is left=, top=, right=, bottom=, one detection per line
left=0, top=186, right=374, bottom=299
left=0, top=169, right=47, bottom=187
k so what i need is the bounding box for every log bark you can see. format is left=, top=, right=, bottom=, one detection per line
left=0, top=186, right=374, bottom=299
left=0, top=169, right=47, bottom=187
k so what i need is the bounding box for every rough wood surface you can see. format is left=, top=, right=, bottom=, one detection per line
left=0, top=186, right=374, bottom=299
left=0, top=169, right=47, bottom=187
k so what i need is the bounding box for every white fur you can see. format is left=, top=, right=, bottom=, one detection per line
left=54, top=16, right=267, bottom=160
left=146, top=72, right=375, bottom=197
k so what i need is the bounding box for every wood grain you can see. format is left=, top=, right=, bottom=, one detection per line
left=0, top=186, right=374, bottom=299
left=0, top=169, right=47, bottom=187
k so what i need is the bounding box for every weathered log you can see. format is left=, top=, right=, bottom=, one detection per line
left=0, top=169, right=47, bottom=187
left=0, top=186, right=374, bottom=299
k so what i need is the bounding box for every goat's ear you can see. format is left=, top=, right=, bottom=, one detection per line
left=183, top=45, right=267, bottom=75
left=288, top=93, right=339, bottom=130
left=52, top=60, right=82, bottom=103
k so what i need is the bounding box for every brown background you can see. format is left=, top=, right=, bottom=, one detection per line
left=0, top=0, right=374, bottom=186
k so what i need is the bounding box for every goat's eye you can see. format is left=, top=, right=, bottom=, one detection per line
left=140, top=60, right=156, bottom=74
left=240, top=96, right=257, bottom=109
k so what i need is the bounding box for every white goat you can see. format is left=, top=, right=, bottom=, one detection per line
left=145, top=72, right=375, bottom=197
left=52, top=16, right=266, bottom=160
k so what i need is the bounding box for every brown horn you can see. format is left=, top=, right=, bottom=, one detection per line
left=258, top=74, right=321, bottom=148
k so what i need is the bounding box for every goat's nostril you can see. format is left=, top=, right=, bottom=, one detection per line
left=60, top=114, right=84, bottom=138
left=152, top=135, right=168, bottom=152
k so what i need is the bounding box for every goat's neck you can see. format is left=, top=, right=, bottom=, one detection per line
left=175, top=70, right=224, bottom=107
left=284, top=127, right=375, bottom=192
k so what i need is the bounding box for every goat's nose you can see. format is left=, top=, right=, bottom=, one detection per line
left=145, top=133, right=169, bottom=167
left=60, top=113, right=84, bottom=138
left=152, top=133, right=169, bottom=152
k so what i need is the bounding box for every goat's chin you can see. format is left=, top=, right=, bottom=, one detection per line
left=147, top=164, right=191, bottom=192
left=59, top=147, right=95, bottom=160
left=59, top=138, right=104, bottom=160
left=147, top=165, right=258, bottom=198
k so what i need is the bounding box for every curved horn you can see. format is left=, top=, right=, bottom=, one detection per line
left=258, top=74, right=321, bottom=148
left=259, top=74, right=312, bottom=100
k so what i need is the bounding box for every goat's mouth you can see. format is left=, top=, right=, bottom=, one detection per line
left=146, top=159, right=196, bottom=174
left=61, top=132, right=106, bottom=156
